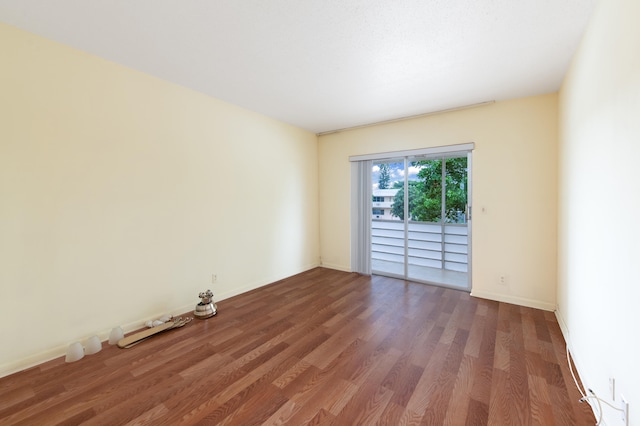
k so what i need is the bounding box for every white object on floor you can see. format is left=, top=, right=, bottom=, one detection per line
left=108, top=326, right=124, bottom=345
left=84, top=335, right=102, bottom=355
left=65, top=342, right=84, bottom=363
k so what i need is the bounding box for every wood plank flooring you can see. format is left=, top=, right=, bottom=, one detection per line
left=0, top=268, right=595, bottom=425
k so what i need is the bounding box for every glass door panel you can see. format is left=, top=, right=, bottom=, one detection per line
left=371, top=159, right=405, bottom=277
left=371, top=153, right=471, bottom=290
left=443, top=155, right=469, bottom=279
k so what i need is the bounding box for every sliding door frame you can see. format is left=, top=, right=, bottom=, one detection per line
left=350, top=143, right=474, bottom=291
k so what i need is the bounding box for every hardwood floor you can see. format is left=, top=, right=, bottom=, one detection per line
left=0, top=268, right=595, bottom=425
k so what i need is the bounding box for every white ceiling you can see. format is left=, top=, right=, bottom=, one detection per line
left=0, top=0, right=596, bottom=134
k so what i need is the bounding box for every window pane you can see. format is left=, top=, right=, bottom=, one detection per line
left=372, top=160, right=403, bottom=221
left=408, top=158, right=442, bottom=223
left=445, top=156, right=467, bottom=223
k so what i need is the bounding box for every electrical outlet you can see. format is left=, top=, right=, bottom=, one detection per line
left=212, top=274, right=217, bottom=284
left=498, top=275, right=507, bottom=285
left=620, top=394, right=629, bottom=426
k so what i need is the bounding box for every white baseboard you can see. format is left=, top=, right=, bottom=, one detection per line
left=470, top=290, right=556, bottom=311
left=0, top=344, right=69, bottom=379
left=318, top=262, right=351, bottom=272
left=555, top=308, right=570, bottom=343
left=0, top=262, right=322, bottom=379
left=554, top=308, right=601, bottom=422
left=0, top=301, right=199, bottom=379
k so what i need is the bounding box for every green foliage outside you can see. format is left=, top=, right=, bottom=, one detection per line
left=378, top=163, right=391, bottom=189
left=390, top=157, right=467, bottom=223
left=389, top=181, right=420, bottom=220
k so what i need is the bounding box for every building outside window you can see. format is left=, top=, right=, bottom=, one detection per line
left=372, top=188, right=400, bottom=220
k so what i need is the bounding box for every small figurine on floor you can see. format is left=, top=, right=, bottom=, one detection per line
left=194, top=289, right=217, bottom=319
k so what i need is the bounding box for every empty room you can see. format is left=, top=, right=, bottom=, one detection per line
left=1, top=0, right=638, bottom=424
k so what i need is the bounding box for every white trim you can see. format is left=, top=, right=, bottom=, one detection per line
left=470, top=290, right=556, bottom=311
left=318, top=101, right=494, bottom=136
left=0, top=262, right=321, bottom=378
left=321, top=262, right=352, bottom=273
left=555, top=308, right=599, bottom=421
left=466, top=151, right=473, bottom=291
left=349, top=142, right=475, bottom=162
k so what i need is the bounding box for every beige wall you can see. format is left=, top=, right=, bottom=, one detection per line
left=319, top=95, right=559, bottom=310
left=558, top=0, right=640, bottom=421
left=0, top=24, right=319, bottom=376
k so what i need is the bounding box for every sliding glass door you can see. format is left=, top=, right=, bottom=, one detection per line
left=370, top=152, right=471, bottom=290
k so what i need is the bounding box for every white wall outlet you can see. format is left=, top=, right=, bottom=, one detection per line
left=610, top=377, right=616, bottom=401
left=620, top=394, right=629, bottom=426
left=498, top=275, right=507, bottom=285
left=212, top=274, right=217, bottom=284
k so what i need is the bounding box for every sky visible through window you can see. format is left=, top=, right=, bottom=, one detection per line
left=371, top=162, right=422, bottom=189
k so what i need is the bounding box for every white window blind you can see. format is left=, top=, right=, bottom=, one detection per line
left=350, top=160, right=372, bottom=274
